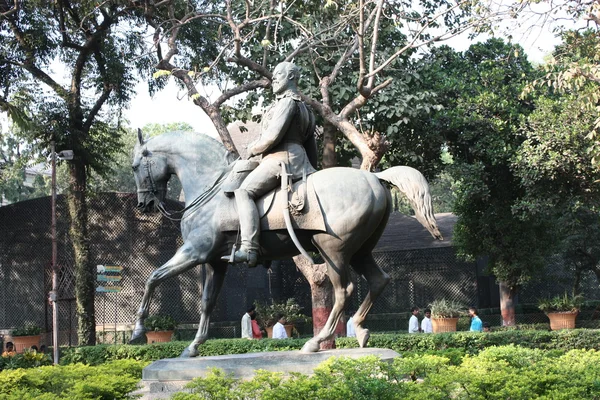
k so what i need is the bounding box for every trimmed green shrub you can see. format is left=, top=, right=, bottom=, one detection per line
left=0, top=359, right=146, bottom=399
left=59, top=338, right=309, bottom=365
left=336, top=329, right=600, bottom=353
left=175, top=347, right=600, bottom=399
left=56, top=329, right=600, bottom=366
left=0, top=350, right=53, bottom=371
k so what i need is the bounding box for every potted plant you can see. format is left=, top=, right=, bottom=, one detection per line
left=428, top=299, right=465, bottom=333
left=255, top=298, right=311, bottom=338
left=11, top=322, right=43, bottom=353
left=143, top=314, right=177, bottom=343
left=538, top=292, right=583, bottom=330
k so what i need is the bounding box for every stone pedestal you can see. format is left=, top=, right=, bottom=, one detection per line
left=136, top=348, right=399, bottom=399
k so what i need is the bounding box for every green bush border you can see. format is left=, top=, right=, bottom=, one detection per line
left=57, top=329, right=600, bottom=366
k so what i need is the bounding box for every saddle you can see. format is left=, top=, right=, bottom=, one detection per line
left=218, top=160, right=326, bottom=232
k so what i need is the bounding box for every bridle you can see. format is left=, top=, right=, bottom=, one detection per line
left=135, top=146, right=232, bottom=222
left=136, top=148, right=166, bottom=197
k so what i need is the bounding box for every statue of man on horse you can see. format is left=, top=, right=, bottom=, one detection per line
left=130, top=59, right=443, bottom=355
left=227, top=61, right=319, bottom=267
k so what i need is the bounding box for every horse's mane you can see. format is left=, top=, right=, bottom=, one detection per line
left=142, top=131, right=236, bottom=166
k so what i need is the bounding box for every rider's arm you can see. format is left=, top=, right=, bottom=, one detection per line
left=249, top=97, right=295, bottom=156
left=304, top=132, right=318, bottom=170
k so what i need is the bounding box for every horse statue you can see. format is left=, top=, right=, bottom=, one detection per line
left=130, top=130, right=442, bottom=356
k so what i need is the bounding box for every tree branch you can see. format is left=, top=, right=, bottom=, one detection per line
left=214, top=78, right=270, bottom=107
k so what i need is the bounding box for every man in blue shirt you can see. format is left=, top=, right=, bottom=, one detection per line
left=469, top=307, right=483, bottom=332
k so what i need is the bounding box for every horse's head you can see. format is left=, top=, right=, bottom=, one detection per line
left=132, top=129, right=169, bottom=213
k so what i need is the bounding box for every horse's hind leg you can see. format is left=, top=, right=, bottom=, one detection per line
left=130, top=242, right=200, bottom=343
left=301, top=236, right=354, bottom=353
left=350, top=252, right=390, bottom=347
left=181, top=261, right=227, bottom=358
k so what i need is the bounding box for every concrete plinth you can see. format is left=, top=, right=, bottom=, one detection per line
left=137, top=348, right=399, bottom=399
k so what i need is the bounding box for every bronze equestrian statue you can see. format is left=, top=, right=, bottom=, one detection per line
left=130, top=62, right=442, bottom=356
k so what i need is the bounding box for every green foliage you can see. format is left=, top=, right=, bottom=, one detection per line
left=538, top=292, right=584, bottom=313
left=254, top=298, right=311, bottom=329
left=412, top=39, right=557, bottom=292
left=428, top=298, right=466, bottom=318
left=144, top=314, right=177, bottom=332
left=0, top=359, right=146, bottom=399
left=0, top=350, right=52, bottom=371
left=59, top=338, right=310, bottom=365
left=56, top=330, right=600, bottom=367
left=173, top=346, right=600, bottom=399
left=11, top=322, right=42, bottom=336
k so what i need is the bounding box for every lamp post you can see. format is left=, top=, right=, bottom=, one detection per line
left=50, top=142, right=73, bottom=365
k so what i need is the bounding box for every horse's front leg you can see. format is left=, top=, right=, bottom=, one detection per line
left=181, top=260, right=227, bottom=357
left=130, top=242, right=201, bottom=343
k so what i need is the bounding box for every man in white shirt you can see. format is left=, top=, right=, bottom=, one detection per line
left=421, top=308, right=433, bottom=333
left=272, top=313, right=288, bottom=339
left=241, top=305, right=255, bottom=339
left=346, top=312, right=356, bottom=337
left=408, top=307, right=421, bottom=333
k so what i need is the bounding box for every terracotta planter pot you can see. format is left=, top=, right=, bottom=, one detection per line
left=12, top=335, right=41, bottom=353
left=266, top=324, right=294, bottom=338
left=146, top=330, right=174, bottom=343
left=431, top=317, right=459, bottom=333
left=547, top=312, right=578, bottom=330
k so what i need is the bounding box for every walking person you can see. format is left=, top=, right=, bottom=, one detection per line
left=421, top=308, right=433, bottom=333
left=408, top=307, right=421, bottom=333
left=469, top=307, right=483, bottom=332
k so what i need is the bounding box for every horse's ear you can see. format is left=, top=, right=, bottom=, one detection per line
left=137, top=128, right=145, bottom=145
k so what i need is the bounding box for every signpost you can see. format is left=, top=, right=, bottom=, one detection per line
left=96, top=265, right=123, bottom=342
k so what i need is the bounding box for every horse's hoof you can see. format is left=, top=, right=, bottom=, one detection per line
left=301, top=340, right=321, bottom=353
left=180, top=345, right=199, bottom=358
left=357, top=329, right=370, bottom=348
left=129, top=329, right=146, bottom=344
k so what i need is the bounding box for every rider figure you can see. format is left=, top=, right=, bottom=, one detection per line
left=231, top=61, right=318, bottom=267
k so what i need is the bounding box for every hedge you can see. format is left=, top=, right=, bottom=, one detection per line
left=57, top=329, right=600, bottom=366
left=174, top=346, right=600, bottom=399
left=0, top=359, right=146, bottom=399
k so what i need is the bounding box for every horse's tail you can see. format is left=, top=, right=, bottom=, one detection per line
left=374, top=166, right=443, bottom=240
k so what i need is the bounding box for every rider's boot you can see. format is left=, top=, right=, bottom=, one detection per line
left=231, top=189, right=260, bottom=267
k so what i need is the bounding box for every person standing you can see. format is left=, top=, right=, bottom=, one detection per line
left=251, top=312, right=263, bottom=339
left=408, top=307, right=421, bottom=333
left=469, top=307, right=483, bottom=332
left=346, top=311, right=356, bottom=337
left=421, top=308, right=433, bottom=333
left=272, top=314, right=288, bottom=339
left=241, top=305, right=256, bottom=339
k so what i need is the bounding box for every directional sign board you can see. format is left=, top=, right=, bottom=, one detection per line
left=96, top=286, right=123, bottom=293
left=96, top=265, right=123, bottom=293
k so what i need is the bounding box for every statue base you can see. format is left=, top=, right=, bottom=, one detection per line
left=135, top=347, right=399, bottom=399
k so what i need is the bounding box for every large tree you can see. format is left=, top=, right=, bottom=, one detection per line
left=0, top=1, right=149, bottom=344
left=515, top=32, right=600, bottom=292
left=410, top=39, right=559, bottom=325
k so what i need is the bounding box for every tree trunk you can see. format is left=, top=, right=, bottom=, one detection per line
left=68, top=161, right=95, bottom=345
left=321, top=121, right=337, bottom=169
left=499, top=281, right=517, bottom=326
left=292, top=256, right=344, bottom=350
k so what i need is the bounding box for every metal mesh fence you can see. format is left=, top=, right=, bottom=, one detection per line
left=1, top=193, right=599, bottom=345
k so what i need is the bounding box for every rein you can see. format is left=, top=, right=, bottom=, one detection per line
left=156, top=167, right=231, bottom=222
left=138, top=146, right=232, bottom=222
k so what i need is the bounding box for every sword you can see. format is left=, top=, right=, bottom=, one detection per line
left=281, top=162, right=314, bottom=264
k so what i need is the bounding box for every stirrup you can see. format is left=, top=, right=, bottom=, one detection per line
left=222, top=247, right=259, bottom=267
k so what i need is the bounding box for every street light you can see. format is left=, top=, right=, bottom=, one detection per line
left=50, top=142, right=73, bottom=365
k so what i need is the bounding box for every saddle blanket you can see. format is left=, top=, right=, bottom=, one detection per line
left=218, top=176, right=326, bottom=232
